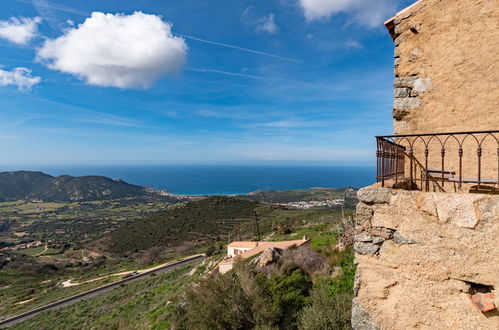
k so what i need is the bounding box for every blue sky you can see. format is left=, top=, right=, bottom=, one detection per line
left=0, top=0, right=414, bottom=166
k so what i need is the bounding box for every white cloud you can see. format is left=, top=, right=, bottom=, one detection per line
left=298, top=0, right=399, bottom=27
left=0, top=67, right=41, bottom=90
left=256, top=13, right=278, bottom=34
left=0, top=16, right=41, bottom=45
left=345, top=39, right=363, bottom=49
left=36, top=12, right=187, bottom=89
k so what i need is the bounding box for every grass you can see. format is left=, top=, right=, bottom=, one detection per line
left=104, top=197, right=347, bottom=256
left=1, top=193, right=358, bottom=326
left=0, top=267, right=129, bottom=318
left=8, top=265, right=199, bottom=329
left=4, top=219, right=356, bottom=329
left=0, top=247, right=204, bottom=319
left=0, top=198, right=172, bottom=247
left=17, top=246, right=46, bottom=256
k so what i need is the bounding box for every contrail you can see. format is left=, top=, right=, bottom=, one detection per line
left=188, top=68, right=314, bottom=87
left=16, top=1, right=300, bottom=63
left=16, top=0, right=88, bottom=16
left=188, top=68, right=275, bottom=81
left=176, top=33, right=300, bottom=63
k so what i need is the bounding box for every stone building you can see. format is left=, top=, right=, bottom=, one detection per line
left=380, top=0, right=498, bottom=188
left=352, top=0, right=499, bottom=329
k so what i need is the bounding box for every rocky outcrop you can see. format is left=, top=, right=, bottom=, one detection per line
left=352, top=185, right=499, bottom=329
left=256, top=247, right=282, bottom=267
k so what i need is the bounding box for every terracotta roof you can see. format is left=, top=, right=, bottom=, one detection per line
left=237, top=239, right=309, bottom=260
left=227, top=241, right=259, bottom=248
left=384, top=0, right=426, bottom=39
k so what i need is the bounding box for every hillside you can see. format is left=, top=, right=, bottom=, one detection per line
left=9, top=220, right=355, bottom=330
left=101, top=196, right=259, bottom=254
left=236, top=187, right=359, bottom=208
left=93, top=196, right=350, bottom=256
left=0, top=171, right=155, bottom=202
left=0, top=191, right=356, bottom=323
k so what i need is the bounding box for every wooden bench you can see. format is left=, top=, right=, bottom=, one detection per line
left=424, top=169, right=498, bottom=186
left=448, top=177, right=498, bottom=185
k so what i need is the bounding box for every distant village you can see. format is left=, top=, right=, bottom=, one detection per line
left=276, top=199, right=345, bottom=209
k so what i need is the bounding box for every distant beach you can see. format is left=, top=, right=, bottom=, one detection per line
left=0, top=165, right=375, bottom=196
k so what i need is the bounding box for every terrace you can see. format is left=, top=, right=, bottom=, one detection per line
left=376, top=130, right=499, bottom=192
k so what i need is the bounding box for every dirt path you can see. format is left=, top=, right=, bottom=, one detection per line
left=35, top=246, right=48, bottom=257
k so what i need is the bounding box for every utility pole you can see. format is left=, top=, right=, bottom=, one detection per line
left=235, top=223, right=242, bottom=241
left=253, top=211, right=260, bottom=241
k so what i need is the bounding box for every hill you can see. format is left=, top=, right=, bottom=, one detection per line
left=0, top=195, right=355, bottom=324
left=94, top=196, right=349, bottom=256
left=0, top=171, right=153, bottom=202
left=101, top=196, right=259, bottom=254
left=8, top=220, right=355, bottom=330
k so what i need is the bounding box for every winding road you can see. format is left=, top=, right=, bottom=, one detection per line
left=0, top=254, right=205, bottom=329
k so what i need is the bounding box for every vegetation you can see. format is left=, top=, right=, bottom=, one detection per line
left=298, top=283, right=353, bottom=329
left=0, top=187, right=358, bottom=328
left=8, top=265, right=200, bottom=329
left=173, top=221, right=355, bottom=330
left=0, top=170, right=179, bottom=202
left=102, top=196, right=347, bottom=256
left=0, top=198, right=174, bottom=246
left=1, top=219, right=355, bottom=329
left=236, top=187, right=359, bottom=208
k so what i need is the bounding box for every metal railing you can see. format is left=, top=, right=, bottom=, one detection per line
left=376, top=130, right=499, bottom=191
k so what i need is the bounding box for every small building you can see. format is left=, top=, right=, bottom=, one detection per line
left=219, top=239, right=309, bottom=274
left=227, top=241, right=260, bottom=258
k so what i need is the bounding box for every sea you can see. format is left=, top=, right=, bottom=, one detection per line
left=1, top=165, right=375, bottom=196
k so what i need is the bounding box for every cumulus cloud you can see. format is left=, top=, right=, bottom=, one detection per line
left=298, top=0, right=399, bottom=27
left=36, top=12, right=187, bottom=88
left=0, top=16, right=41, bottom=45
left=0, top=67, right=41, bottom=90
left=256, top=14, right=278, bottom=34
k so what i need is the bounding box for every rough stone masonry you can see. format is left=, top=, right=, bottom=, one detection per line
left=352, top=185, right=499, bottom=330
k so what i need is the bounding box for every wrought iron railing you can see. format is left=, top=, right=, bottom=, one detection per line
left=376, top=130, right=499, bottom=191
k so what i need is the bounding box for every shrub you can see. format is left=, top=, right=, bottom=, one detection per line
left=298, top=282, right=352, bottom=330
left=271, top=219, right=292, bottom=234
left=336, top=216, right=355, bottom=248
left=280, top=246, right=326, bottom=275
left=173, top=271, right=253, bottom=330
left=205, top=244, right=216, bottom=257
left=173, top=262, right=312, bottom=330
left=266, top=269, right=312, bottom=329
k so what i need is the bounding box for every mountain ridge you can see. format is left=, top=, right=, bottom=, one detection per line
left=0, top=171, right=150, bottom=202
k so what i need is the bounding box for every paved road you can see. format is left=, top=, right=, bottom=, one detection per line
left=0, top=254, right=205, bottom=329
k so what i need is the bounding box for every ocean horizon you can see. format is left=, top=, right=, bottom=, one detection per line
left=0, top=164, right=375, bottom=196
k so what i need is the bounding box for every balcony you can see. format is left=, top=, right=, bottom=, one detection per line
left=376, top=130, right=499, bottom=192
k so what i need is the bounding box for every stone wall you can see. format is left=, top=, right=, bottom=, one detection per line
left=389, top=0, right=498, bottom=134
left=352, top=185, right=499, bottom=329
left=386, top=0, right=499, bottom=187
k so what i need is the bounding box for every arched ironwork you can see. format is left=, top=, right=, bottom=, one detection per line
left=376, top=130, right=499, bottom=191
